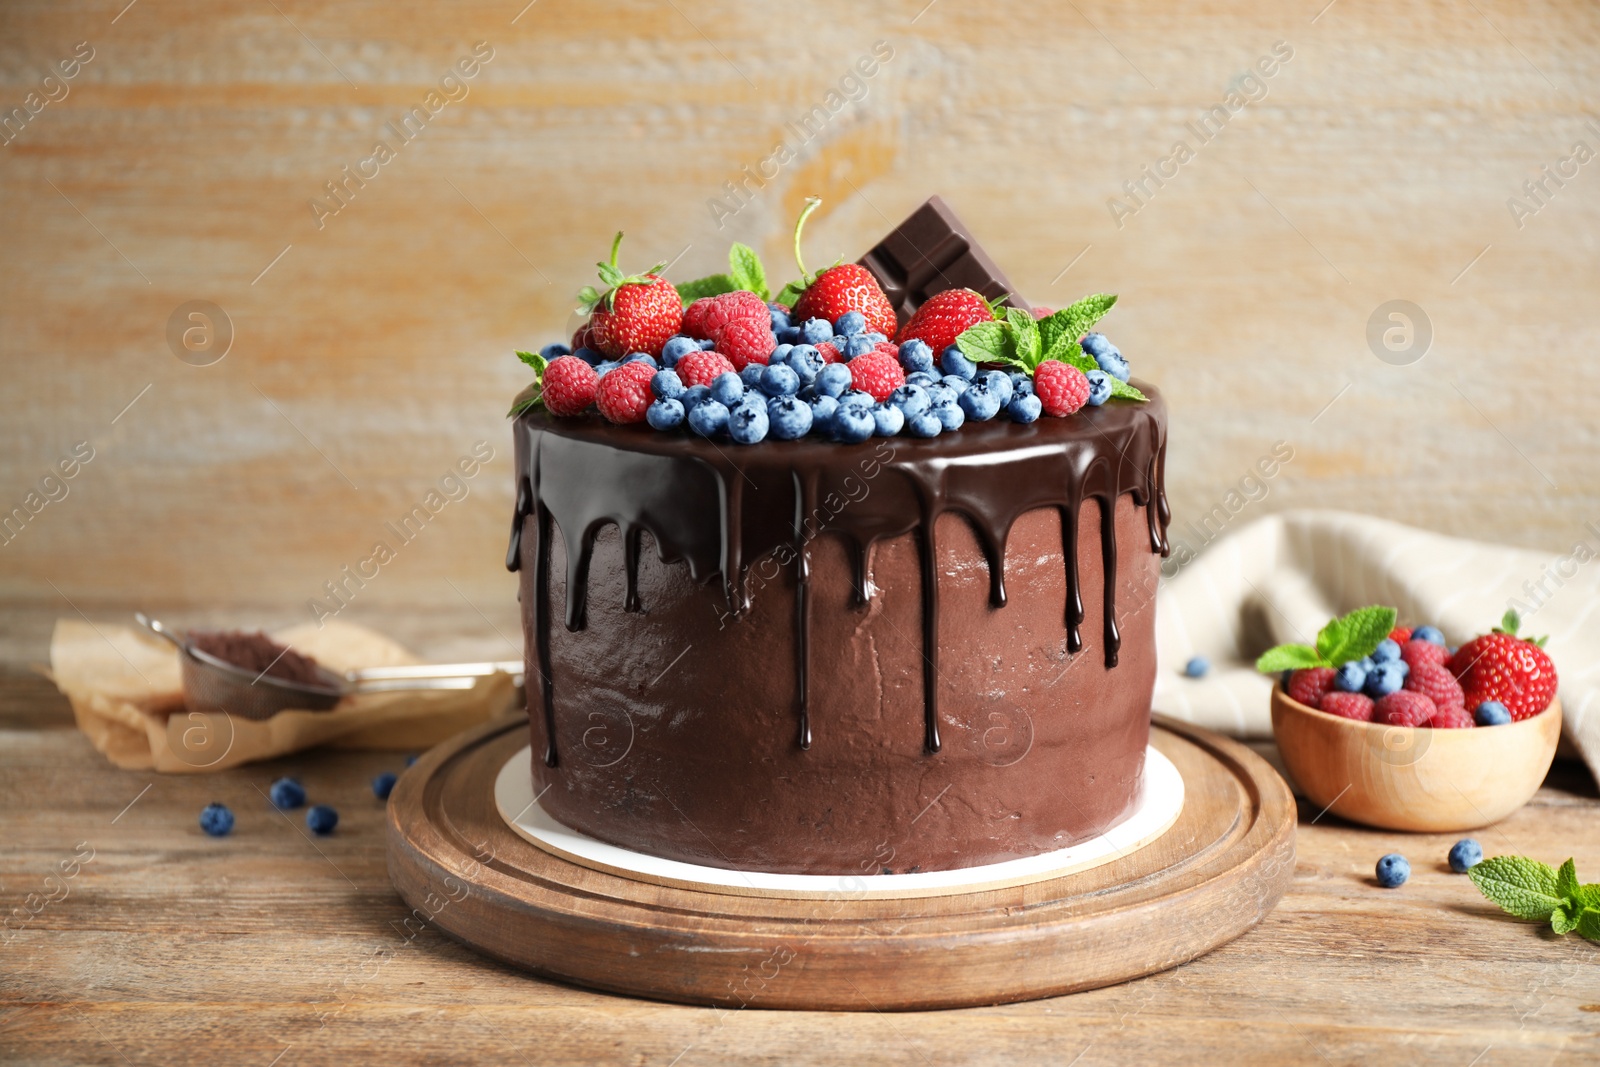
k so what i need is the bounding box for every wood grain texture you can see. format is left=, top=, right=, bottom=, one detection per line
left=4, top=0, right=1600, bottom=628
left=384, top=715, right=1294, bottom=1009
left=4, top=657, right=1599, bottom=1064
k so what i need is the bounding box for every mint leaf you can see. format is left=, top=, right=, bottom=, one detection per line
left=1557, top=858, right=1580, bottom=900
left=1107, top=378, right=1149, bottom=402
left=1500, top=608, right=1520, bottom=635
left=1469, top=856, right=1563, bottom=922
left=1578, top=908, right=1600, bottom=942
left=1006, top=308, right=1041, bottom=367
left=1054, top=293, right=1117, bottom=348
left=1552, top=900, right=1581, bottom=935
left=1256, top=644, right=1324, bottom=673
left=1039, top=331, right=1098, bottom=374
left=507, top=382, right=541, bottom=418
left=676, top=273, right=736, bottom=305
left=577, top=285, right=604, bottom=315
left=774, top=279, right=806, bottom=307
left=1316, top=606, right=1397, bottom=666
left=955, top=321, right=1015, bottom=366
left=515, top=349, right=548, bottom=375
left=727, top=243, right=769, bottom=300
left=1575, top=883, right=1600, bottom=909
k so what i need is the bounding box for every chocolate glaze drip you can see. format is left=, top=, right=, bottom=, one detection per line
left=509, top=385, right=1169, bottom=763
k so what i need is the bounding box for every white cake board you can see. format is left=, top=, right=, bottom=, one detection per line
left=493, top=745, right=1185, bottom=899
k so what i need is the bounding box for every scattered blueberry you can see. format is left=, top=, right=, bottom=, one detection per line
left=933, top=402, right=966, bottom=431
left=760, top=364, right=800, bottom=397
left=710, top=372, right=744, bottom=407
left=372, top=772, right=398, bottom=800
left=1334, top=661, right=1367, bottom=693
left=801, top=318, right=833, bottom=344
left=906, top=411, right=943, bottom=438
left=1474, top=700, right=1512, bottom=726
left=660, top=337, right=699, bottom=367
left=925, top=383, right=959, bottom=410
left=983, top=370, right=1013, bottom=406
left=777, top=325, right=804, bottom=345
left=728, top=399, right=769, bottom=444
left=769, top=344, right=793, bottom=366
left=646, top=398, right=685, bottom=430
left=1085, top=369, right=1113, bottom=407
left=681, top=384, right=710, bottom=410
left=1093, top=348, right=1130, bottom=382
left=789, top=345, right=824, bottom=383
left=621, top=353, right=657, bottom=370
left=767, top=396, right=813, bottom=440
left=817, top=363, right=853, bottom=399
left=834, top=311, right=866, bottom=336
left=651, top=369, right=685, bottom=401
left=844, top=335, right=876, bottom=359
left=268, top=777, right=306, bottom=810
left=539, top=343, right=571, bottom=360
left=838, top=390, right=875, bottom=415
left=809, top=395, right=839, bottom=431
left=1363, top=661, right=1405, bottom=698
left=1371, top=638, right=1401, bottom=663
left=769, top=304, right=791, bottom=330
left=1011, top=375, right=1035, bottom=398
left=594, top=360, right=620, bottom=377
left=940, top=346, right=977, bottom=381
left=574, top=347, right=603, bottom=366
left=1359, top=655, right=1376, bottom=673
left=306, top=804, right=339, bottom=835
left=863, top=332, right=887, bottom=345
left=872, top=404, right=904, bottom=436
left=1448, top=839, right=1483, bottom=874
left=697, top=338, right=717, bottom=350
left=688, top=399, right=730, bottom=437
left=1412, top=625, right=1445, bottom=646
left=1081, top=332, right=1114, bottom=358
left=1375, top=853, right=1410, bottom=888
left=957, top=380, right=1002, bottom=421
left=833, top=405, right=875, bottom=444
left=906, top=371, right=940, bottom=388
left=941, top=374, right=971, bottom=396
left=1005, top=393, right=1042, bottom=423
left=1184, top=655, right=1210, bottom=678
left=888, top=384, right=931, bottom=419
left=199, top=803, right=234, bottom=837
left=898, top=339, right=934, bottom=375
left=736, top=364, right=763, bottom=390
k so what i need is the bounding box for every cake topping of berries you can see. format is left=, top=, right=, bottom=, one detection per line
left=953, top=298, right=1148, bottom=416
left=783, top=198, right=899, bottom=339
left=1448, top=610, right=1558, bottom=721
left=579, top=233, right=683, bottom=358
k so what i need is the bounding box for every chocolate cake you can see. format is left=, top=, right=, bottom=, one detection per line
left=505, top=198, right=1170, bottom=875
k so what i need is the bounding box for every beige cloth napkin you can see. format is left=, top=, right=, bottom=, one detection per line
left=1152, top=509, right=1599, bottom=782
left=49, top=618, right=516, bottom=773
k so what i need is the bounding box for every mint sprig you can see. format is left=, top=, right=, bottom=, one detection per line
left=1254, top=605, right=1397, bottom=674
left=1494, top=608, right=1549, bottom=648
left=953, top=292, right=1147, bottom=402
left=676, top=242, right=772, bottom=305
left=1470, top=856, right=1600, bottom=941
left=509, top=350, right=547, bottom=417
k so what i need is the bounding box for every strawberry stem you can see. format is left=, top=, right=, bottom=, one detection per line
left=792, top=197, right=822, bottom=284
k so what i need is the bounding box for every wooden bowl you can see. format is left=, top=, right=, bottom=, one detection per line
left=1270, top=688, right=1561, bottom=832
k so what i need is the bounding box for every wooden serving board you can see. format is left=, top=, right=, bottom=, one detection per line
left=386, top=714, right=1296, bottom=1011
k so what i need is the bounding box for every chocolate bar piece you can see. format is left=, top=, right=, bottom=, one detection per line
left=858, top=196, right=1029, bottom=328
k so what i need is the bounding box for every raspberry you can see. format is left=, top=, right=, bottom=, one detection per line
left=711, top=316, right=777, bottom=371
left=1319, top=691, right=1375, bottom=722
left=873, top=340, right=900, bottom=359
left=1374, top=690, right=1435, bottom=727
left=683, top=291, right=769, bottom=340
left=1429, top=706, right=1475, bottom=729
left=1404, top=662, right=1465, bottom=713
left=1287, top=667, right=1336, bottom=708
left=1389, top=627, right=1413, bottom=644
left=815, top=341, right=843, bottom=364
left=848, top=351, right=907, bottom=402
left=1400, top=638, right=1447, bottom=670
left=1034, top=360, right=1091, bottom=417
left=675, top=350, right=737, bottom=389
left=594, top=362, right=655, bottom=424
left=541, top=355, right=599, bottom=417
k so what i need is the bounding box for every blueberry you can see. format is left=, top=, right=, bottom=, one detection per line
left=1011, top=374, right=1035, bottom=399
left=539, top=343, right=571, bottom=360
left=595, top=360, right=620, bottom=377
left=1474, top=700, right=1512, bottom=726
left=863, top=332, right=887, bottom=345
left=646, top=398, right=685, bottom=431
left=808, top=395, right=839, bottom=434
left=817, top=363, right=853, bottom=398
left=888, top=384, right=931, bottom=418
left=801, top=318, right=833, bottom=344
left=906, top=371, right=940, bottom=388
left=659, top=338, right=697, bottom=367
left=1363, top=661, right=1405, bottom=697
left=933, top=402, right=965, bottom=431
left=1393, top=659, right=1410, bottom=677
left=199, top=802, right=234, bottom=837
left=769, top=344, right=793, bottom=366
left=1334, top=661, right=1367, bottom=692
left=940, top=346, right=977, bottom=381
left=268, top=777, right=306, bottom=810
left=898, top=339, right=934, bottom=375
left=574, top=347, right=603, bottom=366
left=767, top=396, right=813, bottom=440
left=651, top=369, right=685, bottom=400
left=688, top=399, right=730, bottom=437
left=1448, top=839, right=1483, bottom=874
left=833, top=406, right=875, bottom=444
left=760, top=364, right=800, bottom=397
left=1081, top=332, right=1114, bottom=358
left=925, top=383, right=958, bottom=410
left=872, top=403, right=905, bottom=436
left=957, top=381, right=1002, bottom=421
left=1372, top=638, right=1401, bottom=663
left=710, top=372, right=744, bottom=407
left=844, top=335, right=876, bottom=359
left=906, top=411, right=943, bottom=438
left=1184, top=655, right=1210, bottom=678
left=740, top=364, right=766, bottom=390
left=1085, top=369, right=1113, bottom=407
left=831, top=334, right=849, bottom=349
left=306, top=804, right=339, bottom=835
left=769, top=305, right=791, bottom=330
left=789, top=345, right=824, bottom=383
left=941, top=374, right=971, bottom=396
left=838, top=389, right=875, bottom=413
left=1413, top=625, right=1446, bottom=646
left=1094, top=348, right=1130, bottom=382
left=681, top=384, right=710, bottom=410
left=1359, top=656, right=1376, bottom=673
left=1005, top=393, right=1042, bottom=423
left=622, top=352, right=657, bottom=370
left=1375, top=853, right=1409, bottom=888
left=777, top=325, right=805, bottom=345
left=835, top=310, right=866, bottom=336
left=697, top=338, right=717, bottom=350
left=983, top=370, right=1013, bottom=405
left=728, top=400, right=769, bottom=444
left=372, top=772, right=398, bottom=800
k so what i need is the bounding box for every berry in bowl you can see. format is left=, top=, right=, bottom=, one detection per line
left=1262, top=607, right=1561, bottom=833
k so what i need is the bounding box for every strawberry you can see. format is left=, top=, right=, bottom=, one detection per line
left=1029, top=306, right=1055, bottom=320
left=570, top=321, right=601, bottom=354
left=1404, top=662, right=1465, bottom=713
left=594, top=361, right=655, bottom=424
left=684, top=291, right=768, bottom=341
left=894, top=288, right=1002, bottom=355
left=711, top=316, right=776, bottom=371
left=1388, top=626, right=1413, bottom=644
left=848, top=351, right=906, bottom=402
left=785, top=198, right=899, bottom=338
left=581, top=232, right=683, bottom=358
left=1319, top=691, right=1374, bottom=722
left=1400, top=638, right=1447, bottom=670
left=1375, top=690, right=1435, bottom=727
left=1448, top=612, right=1558, bottom=720
left=1287, top=667, right=1336, bottom=708
left=675, top=350, right=736, bottom=389
left=1034, top=360, right=1090, bottom=417
left=541, top=355, right=599, bottom=417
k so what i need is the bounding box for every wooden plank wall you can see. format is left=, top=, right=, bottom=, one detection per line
left=2, top=0, right=1597, bottom=640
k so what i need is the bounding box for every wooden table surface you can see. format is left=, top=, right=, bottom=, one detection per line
left=4, top=613, right=1599, bottom=1067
